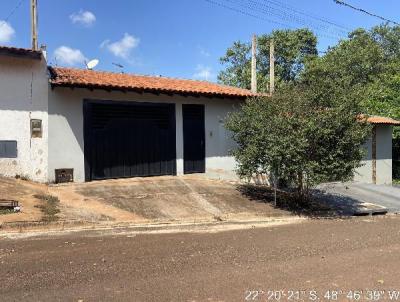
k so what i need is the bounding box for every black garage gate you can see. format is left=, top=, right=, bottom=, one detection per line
left=83, top=100, right=176, bottom=181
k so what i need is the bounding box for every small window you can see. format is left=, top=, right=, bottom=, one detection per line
left=0, top=141, right=17, bottom=158
left=31, top=119, right=42, bottom=138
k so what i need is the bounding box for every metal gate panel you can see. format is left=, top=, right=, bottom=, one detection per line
left=84, top=100, right=176, bottom=181
left=182, top=104, right=205, bottom=174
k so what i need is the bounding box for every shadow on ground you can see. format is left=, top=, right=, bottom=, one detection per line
left=237, top=184, right=369, bottom=218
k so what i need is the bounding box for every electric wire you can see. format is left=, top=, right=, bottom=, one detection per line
left=204, top=0, right=345, bottom=40
left=0, top=0, right=26, bottom=29
left=236, top=0, right=346, bottom=37
left=264, top=0, right=351, bottom=31
left=334, top=0, right=399, bottom=26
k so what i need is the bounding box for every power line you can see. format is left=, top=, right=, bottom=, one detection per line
left=240, top=0, right=346, bottom=37
left=205, top=0, right=344, bottom=39
left=262, top=0, right=351, bottom=32
left=204, top=0, right=295, bottom=29
left=334, top=0, right=400, bottom=26
left=204, top=0, right=344, bottom=40
left=0, top=0, right=26, bottom=29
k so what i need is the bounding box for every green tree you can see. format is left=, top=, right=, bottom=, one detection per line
left=218, top=29, right=318, bottom=92
left=226, top=86, right=370, bottom=199
left=302, top=25, right=400, bottom=121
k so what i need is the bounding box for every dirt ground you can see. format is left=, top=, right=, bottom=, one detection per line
left=1, top=175, right=292, bottom=226
left=2, top=216, right=400, bottom=301
left=0, top=177, right=47, bottom=224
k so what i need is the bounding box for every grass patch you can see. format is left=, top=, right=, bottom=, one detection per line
left=34, top=194, right=60, bottom=222
left=0, top=208, right=14, bottom=215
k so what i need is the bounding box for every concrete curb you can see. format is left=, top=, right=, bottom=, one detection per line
left=0, top=216, right=307, bottom=239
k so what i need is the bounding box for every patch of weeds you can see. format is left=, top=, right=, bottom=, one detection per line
left=34, top=194, right=60, bottom=222
left=0, top=209, right=14, bottom=215
left=393, top=179, right=400, bottom=185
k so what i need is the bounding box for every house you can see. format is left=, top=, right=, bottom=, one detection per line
left=0, top=46, right=49, bottom=182
left=0, top=46, right=253, bottom=183
left=0, top=46, right=399, bottom=185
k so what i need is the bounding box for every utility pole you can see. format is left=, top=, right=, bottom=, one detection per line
left=251, top=34, right=257, bottom=93
left=31, top=0, right=38, bottom=50
left=269, top=39, right=275, bottom=94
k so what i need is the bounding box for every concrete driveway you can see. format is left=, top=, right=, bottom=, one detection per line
left=49, top=175, right=291, bottom=224
left=316, top=182, right=400, bottom=214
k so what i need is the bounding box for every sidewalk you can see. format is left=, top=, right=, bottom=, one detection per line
left=0, top=215, right=306, bottom=239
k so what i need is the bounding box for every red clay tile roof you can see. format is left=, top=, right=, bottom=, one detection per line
left=0, top=46, right=42, bottom=60
left=367, top=116, right=400, bottom=125
left=49, top=67, right=255, bottom=98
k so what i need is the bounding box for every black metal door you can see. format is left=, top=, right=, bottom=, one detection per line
left=183, top=104, right=205, bottom=174
left=84, top=100, right=176, bottom=181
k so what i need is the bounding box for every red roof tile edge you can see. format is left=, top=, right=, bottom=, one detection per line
left=49, top=67, right=256, bottom=98
left=366, top=115, right=400, bottom=125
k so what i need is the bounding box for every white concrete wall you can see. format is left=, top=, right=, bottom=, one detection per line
left=48, top=87, right=242, bottom=182
left=354, top=125, right=393, bottom=185
left=376, top=125, right=393, bottom=185
left=0, top=55, right=48, bottom=182
left=354, top=138, right=372, bottom=183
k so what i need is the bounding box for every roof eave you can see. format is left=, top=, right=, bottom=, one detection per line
left=370, top=122, right=400, bottom=126
left=0, top=48, right=42, bottom=60
left=50, top=82, right=251, bottom=99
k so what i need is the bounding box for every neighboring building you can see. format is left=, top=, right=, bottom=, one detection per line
left=355, top=116, right=400, bottom=185
left=0, top=46, right=399, bottom=185
left=0, top=47, right=48, bottom=182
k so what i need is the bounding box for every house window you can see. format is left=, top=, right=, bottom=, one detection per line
left=31, top=119, right=42, bottom=138
left=0, top=141, right=17, bottom=158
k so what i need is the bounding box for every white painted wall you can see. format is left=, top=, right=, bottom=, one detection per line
left=354, top=138, right=372, bottom=183
left=376, top=125, right=393, bottom=185
left=354, top=125, right=393, bottom=185
left=0, top=55, right=48, bottom=182
left=48, top=87, right=242, bottom=182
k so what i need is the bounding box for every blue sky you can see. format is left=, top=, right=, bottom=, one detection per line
left=0, top=0, right=399, bottom=81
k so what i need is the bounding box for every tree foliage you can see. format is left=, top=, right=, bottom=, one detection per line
left=223, top=24, right=400, bottom=193
left=218, top=29, right=318, bottom=92
left=226, top=87, right=370, bottom=197
left=302, top=25, right=400, bottom=125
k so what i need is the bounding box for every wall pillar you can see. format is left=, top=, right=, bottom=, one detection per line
left=372, top=125, right=377, bottom=184
left=175, top=103, right=184, bottom=175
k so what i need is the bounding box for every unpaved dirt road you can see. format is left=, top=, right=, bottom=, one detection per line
left=1, top=216, right=400, bottom=302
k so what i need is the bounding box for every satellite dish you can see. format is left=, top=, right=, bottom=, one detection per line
left=86, top=59, right=99, bottom=70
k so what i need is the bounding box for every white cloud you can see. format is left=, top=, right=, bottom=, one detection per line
left=0, top=21, right=15, bottom=43
left=70, top=10, right=96, bottom=26
left=193, top=64, right=215, bottom=81
left=54, top=46, right=86, bottom=66
left=101, top=33, right=139, bottom=59
left=198, top=46, right=211, bottom=57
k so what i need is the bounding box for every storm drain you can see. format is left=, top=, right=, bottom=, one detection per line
left=352, top=202, right=388, bottom=216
